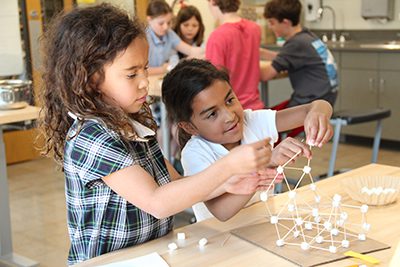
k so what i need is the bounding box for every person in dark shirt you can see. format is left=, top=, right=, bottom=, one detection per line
left=260, top=0, right=338, bottom=108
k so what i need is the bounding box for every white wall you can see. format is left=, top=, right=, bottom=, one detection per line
left=0, top=0, right=23, bottom=76
left=303, top=0, right=400, bottom=30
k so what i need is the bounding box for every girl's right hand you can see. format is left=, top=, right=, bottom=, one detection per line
left=226, top=138, right=272, bottom=175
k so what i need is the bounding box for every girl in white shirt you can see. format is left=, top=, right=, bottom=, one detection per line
left=162, top=59, right=333, bottom=222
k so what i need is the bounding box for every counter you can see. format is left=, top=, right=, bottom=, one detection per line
left=264, top=41, right=400, bottom=53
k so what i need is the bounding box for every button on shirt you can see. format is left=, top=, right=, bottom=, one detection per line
left=146, top=27, right=181, bottom=67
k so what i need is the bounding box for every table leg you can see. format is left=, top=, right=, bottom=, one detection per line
left=0, top=128, right=38, bottom=267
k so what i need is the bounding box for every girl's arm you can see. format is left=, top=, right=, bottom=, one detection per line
left=148, top=63, right=168, bottom=76
left=103, top=139, right=271, bottom=219
left=175, top=41, right=204, bottom=59
left=275, top=99, right=333, bottom=147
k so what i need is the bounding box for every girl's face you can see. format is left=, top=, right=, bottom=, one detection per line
left=180, top=80, right=244, bottom=151
left=99, top=37, right=149, bottom=114
left=180, top=16, right=200, bottom=43
left=147, top=13, right=173, bottom=37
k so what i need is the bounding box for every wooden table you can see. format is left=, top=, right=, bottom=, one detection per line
left=0, top=106, right=40, bottom=267
left=75, top=164, right=400, bottom=267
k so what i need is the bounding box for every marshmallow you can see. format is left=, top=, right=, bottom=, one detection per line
left=358, top=233, right=366, bottom=241
left=303, top=166, right=312, bottom=174
left=198, top=238, right=208, bottom=247
left=168, top=242, right=178, bottom=251
left=324, top=221, right=332, bottom=230
left=305, top=222, right=313, bottom=230
left=329, top=245, right=337, bottom=253
left=301, top=242, right=310, bottom=250
left=340, top=212, right=348, bottom=220
left=260, top=191, right=269, bottom=202
left=270, top=216, right=278, bottom=224
left=293, top=230, right=300, bottom=238
left=295, top=217, right=303, bottom=226
left=177, top=232, right=186, bottom=240
left=276, top=239, right=285, bottom=247
left=362, top=223, right=371, bottom=231
left=312, top=208, right=319, bottom=217
left=315, top=236, right=324, bottom=244
left=277, top=165, right=284, bottom=174
left=331, top=228, right=339, bottom=236
left=288, top=191, right=297, bottom=199
left=333, top=194, right=342, bottom=202
left=360, top=204, right=369, bottom=213
left=287, top=204, right=295, bottom=212
left=341, top=239, right=350, bottom=248
left=309, top=183, right=317, bottom=191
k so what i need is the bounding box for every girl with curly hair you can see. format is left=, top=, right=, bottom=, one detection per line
left=39, top=3, right=272, bottom=264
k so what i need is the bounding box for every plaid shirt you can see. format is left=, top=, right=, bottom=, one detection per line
left=64, top=118, right=173, bottom=265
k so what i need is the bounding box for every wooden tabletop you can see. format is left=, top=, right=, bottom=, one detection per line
left=75, top=164, right=400, bottom=267
left=0, top=105, right=40, bottom=125
left=148, top=74, right=164, bottom=97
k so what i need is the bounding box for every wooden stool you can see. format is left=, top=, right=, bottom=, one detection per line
left=327, top=108, right=391, bottom=177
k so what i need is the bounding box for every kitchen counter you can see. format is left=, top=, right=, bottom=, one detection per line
left=75, top=164, right=400, bottom=267
left=264, top=41, right=400, bottom=52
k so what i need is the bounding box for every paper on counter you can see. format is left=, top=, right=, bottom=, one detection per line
left=97, top=252, right=169, bottom=267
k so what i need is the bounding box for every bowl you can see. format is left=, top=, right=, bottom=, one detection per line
left=342, top=176, right=400, bottom=206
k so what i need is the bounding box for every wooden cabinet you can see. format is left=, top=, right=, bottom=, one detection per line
left=338, top=51, right=400, bottom=141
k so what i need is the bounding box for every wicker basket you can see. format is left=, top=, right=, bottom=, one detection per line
left=342, top=176, right=400, bottom=206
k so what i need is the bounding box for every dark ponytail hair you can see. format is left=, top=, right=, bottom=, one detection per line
left=162, top=59, right=230, bottom=148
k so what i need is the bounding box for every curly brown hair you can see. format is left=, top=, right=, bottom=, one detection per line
left=39, top=3, right=156, bottom=165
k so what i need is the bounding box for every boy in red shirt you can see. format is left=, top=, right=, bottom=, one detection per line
left=206, top=0, right=265, bottom=110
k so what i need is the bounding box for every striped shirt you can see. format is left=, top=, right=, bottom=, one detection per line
left=64, top=118, right=173, bottom=265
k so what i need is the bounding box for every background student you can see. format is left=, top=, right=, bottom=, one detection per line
left=146, top=0, right=204, bottom=75
left=206, top=0, right=265, bottom=110
left=162, top=59, right=333, bottom=221
left=39, top=4, right=272, bottom=264
left=173, top=5, right=205, bottom=59
left=260, top=0, right=338, bottom=108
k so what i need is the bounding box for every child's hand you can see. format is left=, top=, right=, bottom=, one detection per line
left=227, top=138, right=272, bottom=175
left=223, top=168, right=282, bottom=195
left=270, top=137, right=311, bottom=167
left=304, top=110, right=333, bottom=147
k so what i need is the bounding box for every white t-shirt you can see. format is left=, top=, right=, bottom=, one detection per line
left=181, top=109, right=278, bottom=221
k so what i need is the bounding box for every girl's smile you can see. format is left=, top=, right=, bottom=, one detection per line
left=180, top=80, right=244, bottom=150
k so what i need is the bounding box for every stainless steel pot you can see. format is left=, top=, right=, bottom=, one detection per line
left=0, top=80, right=32, bottom=110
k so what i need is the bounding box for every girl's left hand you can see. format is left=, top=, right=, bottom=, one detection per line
left=304, top=110, right=333, bottom=147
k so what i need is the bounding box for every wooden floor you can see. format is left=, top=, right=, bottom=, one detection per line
left=6, top=139, right=400, bottom=266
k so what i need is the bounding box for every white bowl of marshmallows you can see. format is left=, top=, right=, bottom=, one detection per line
left=343, top=176, right=400, bottom=206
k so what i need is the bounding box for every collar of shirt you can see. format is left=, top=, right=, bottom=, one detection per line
left=148, top=27, right=165, bottom=45
left=67, top=112, right=155, bottom=142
